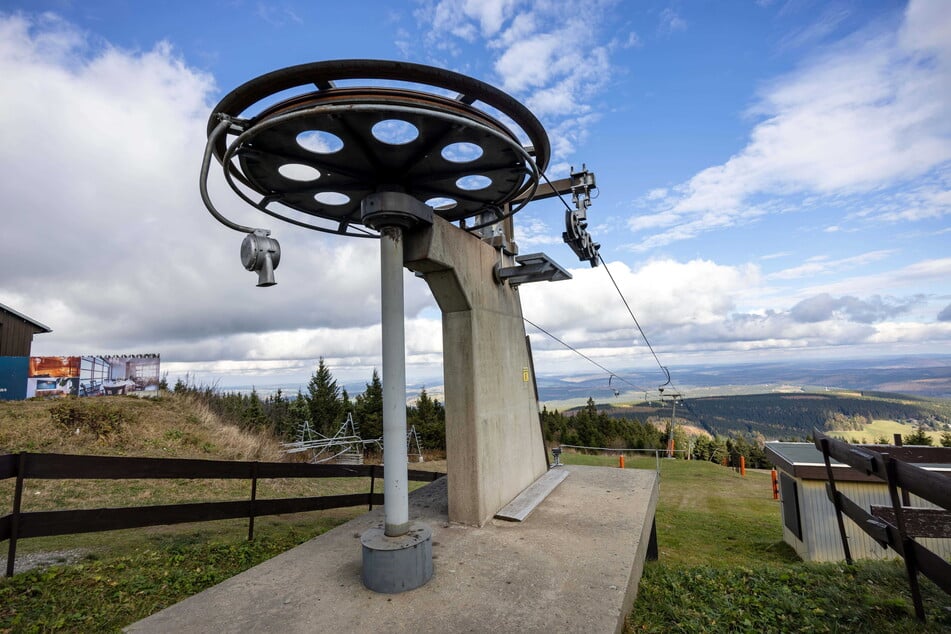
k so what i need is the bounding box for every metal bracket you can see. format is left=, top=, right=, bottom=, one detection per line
left=563, top=165, right=600, bottom=267
left=494, top=253, right=571, bottom=287
left=361, top=192, right=435, bottom=230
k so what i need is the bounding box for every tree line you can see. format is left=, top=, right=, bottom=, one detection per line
left=680, top=393, right=950, bottom=439
left=171, top=358, right=447, bottom=451
left=543, top=398, right=771, bottom=468
left=173, top=365, right=944, bottom=466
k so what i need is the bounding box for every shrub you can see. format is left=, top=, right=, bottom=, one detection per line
left=49, top=399, right=134, bottom=439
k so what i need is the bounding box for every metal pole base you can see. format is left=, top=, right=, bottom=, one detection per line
left=361, top=521, right=433, bottom=594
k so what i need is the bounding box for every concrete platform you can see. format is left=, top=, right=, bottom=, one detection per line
left=127, top=465, right=659, bottom=634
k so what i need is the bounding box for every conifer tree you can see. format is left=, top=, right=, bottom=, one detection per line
left=289, top=389, right=310, bottom=437
left=356, top=369, right=383, bottom=441
left=306, top=358, right=341, bottom=436
left=341, top=388, right=353, bottom=417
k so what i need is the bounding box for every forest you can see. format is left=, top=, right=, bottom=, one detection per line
left=167, top=363, right=951, bottom=469
left=168, top=358, right=447, bottom=453
left=676, top=392, right=950, bottom=439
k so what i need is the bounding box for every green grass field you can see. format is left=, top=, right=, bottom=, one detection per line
left=2, top=394, right=949, bottom=632
left=559, top=452, right=951, bottom=633
left=827, top=418, right=945, bottom=444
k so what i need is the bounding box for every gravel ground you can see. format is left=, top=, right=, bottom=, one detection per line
left=1, top=548, right=89, bottom=575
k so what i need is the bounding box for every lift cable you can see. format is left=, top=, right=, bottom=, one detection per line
left=596, top=252, right=671, bottom=386
left=522, top=317, right=647, bottom=393
left=534, top=168, right=677, bottom=392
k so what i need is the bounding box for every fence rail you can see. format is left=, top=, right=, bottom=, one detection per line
left=813, top=430, right=951, bottom=622
left=1, top=452, right=443, bottom=577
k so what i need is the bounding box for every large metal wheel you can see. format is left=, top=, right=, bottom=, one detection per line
left=205, top=60, right=551, bottom=237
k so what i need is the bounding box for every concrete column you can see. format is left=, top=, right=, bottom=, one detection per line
left=404, top=216, right=548, bottom=526
left=380, top=226, right=409, bottom=536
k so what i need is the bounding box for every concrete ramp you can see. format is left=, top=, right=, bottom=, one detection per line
left=127, top=465, right=658, bottom=634
left=495, top=467, right=569, bottom=521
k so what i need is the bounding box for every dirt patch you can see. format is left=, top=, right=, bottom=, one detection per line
left=1, top=548, right=89, bottom=575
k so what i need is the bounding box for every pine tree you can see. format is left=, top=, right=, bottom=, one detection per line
left=267, top=389, right=295, bottom=440
left=356, top=369, right=384, bottom=441
left=409, top=388, right=446, bottom=450
left=243, top=388, right=268, bottom=430
left=289, top=389, right=310, bottom=438
left=341, top=388, right=353, bottom=417
left=904, top=423, right=933, bottom=446
left=306, top=358, right=342, bottom=436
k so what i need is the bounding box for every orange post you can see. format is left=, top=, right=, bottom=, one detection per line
left=739, top=455, right=746, bottom=477
left=771, top=469, right=779, bottom=499
left=619, top=454, right=625, bottom=469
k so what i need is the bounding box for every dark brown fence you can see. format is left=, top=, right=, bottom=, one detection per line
left=813, top=431, right=951, bottom=622
left=1, top=452, right=444, bottom=577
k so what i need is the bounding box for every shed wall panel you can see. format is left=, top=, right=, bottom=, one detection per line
left=797, top=479, right=951, bottom=562
left=0, top=311, right=40, bottom=356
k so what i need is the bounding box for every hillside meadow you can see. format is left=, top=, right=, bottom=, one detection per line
left=0, top=395, right=949, bottom=632
left=827, top=418, right=946, bottom=444
left=561, top=453, right=950, bottom=633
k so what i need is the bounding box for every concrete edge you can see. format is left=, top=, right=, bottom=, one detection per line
left=615, top=472, right=660, bottom=634
left=494, top=467, right=569, bottom=522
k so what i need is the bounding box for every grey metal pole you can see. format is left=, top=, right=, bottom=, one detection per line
left=380, top=226, right=409, bottom=537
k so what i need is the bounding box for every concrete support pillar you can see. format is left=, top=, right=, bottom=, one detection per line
left=380, top=226, right=409, bottom=536
left=404, top=216, right=548, bottom=526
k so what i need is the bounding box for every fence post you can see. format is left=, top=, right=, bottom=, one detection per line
left=6, top=453, right=26, bottom=577
left=883, top=454, right=925, bottom=621
left=819, top=438, right=853, bottom=565
left=368, top=465, right=377, bottom=511
left=739, top=455, right=746, bottom=477
left=247, top=461, right=258, bottom=541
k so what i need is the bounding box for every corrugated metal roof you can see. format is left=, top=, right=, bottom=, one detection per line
left=0, top=302, right=52, bottom=333
left=767, top=442, right=842, bottom=466
left=766, top=441, right=951, bottom=471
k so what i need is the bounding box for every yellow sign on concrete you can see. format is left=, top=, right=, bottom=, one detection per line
left=522, top=368, right=530, bottom=382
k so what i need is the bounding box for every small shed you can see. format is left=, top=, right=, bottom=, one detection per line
left=0, top=302, right=51, bottom=357
left=765, top=441, right=951, bottom=562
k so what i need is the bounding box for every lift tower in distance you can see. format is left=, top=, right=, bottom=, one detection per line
left=199, top=59, right=588, bottom=594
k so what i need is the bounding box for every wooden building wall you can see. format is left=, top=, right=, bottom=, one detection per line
left=779, top=477, right=951, bottom=562
left=0, top=309, right=45, bottom=356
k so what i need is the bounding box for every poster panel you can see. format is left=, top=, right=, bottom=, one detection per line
left=24, top=354, right=160, bottom=398
left=27, top=356, right=79, bottom=397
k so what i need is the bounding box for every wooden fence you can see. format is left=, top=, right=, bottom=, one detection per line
left=0, top=452, right=444, bottom=577
left=813, top=431, right=951, bottom=622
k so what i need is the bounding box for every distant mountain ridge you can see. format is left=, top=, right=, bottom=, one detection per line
left=535, top=355, right=951, bottom=405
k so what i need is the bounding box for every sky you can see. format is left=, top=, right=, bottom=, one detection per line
left=2, top=0, right=949, bottom=393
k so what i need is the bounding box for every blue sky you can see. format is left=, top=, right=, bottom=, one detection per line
left=2, top=0, right=949, bottom=391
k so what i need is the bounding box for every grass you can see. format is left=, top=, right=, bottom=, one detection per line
left=559, top=452, right=951, bottom=633
left=0, top=517, right=350, bottom=632
left=0, top=393, right=429, bottom=633
left=827, top=418, right=946, bottom=444
left=2, top=396, right=949, bottom=632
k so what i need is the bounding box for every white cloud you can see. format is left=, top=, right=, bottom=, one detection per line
left=768, top=250, right=895, bottom=281
left=513, top=215, right=562, bottom=246
left=658, top=8, right=687, bottom=34
left=0, top=14, right=440, bottom=375
left=799, top=257, right=951, bottom=298
left=777, top=7, right=850, bottom=51
left=519, top=253, right=948, bottom=370
left=520, top=258, right=763, bottom=341
left=630, top=0, right=951, bottom=250
left=418, top=0, right=618, bottom=161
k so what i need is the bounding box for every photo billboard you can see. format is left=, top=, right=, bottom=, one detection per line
left=24, top=354, right=160, bottom=398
